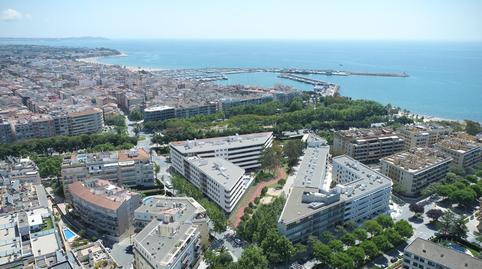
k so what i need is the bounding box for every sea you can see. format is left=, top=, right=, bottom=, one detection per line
left=2, top=39, right=482, bottom=122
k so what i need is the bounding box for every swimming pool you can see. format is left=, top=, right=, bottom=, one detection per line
left=63, top=227, right=77, bottom=241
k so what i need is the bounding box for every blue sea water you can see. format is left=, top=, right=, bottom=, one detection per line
left=2, top=39, right=481, bottom=122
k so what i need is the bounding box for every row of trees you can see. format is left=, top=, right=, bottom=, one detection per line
left=0, top=133, right=138, bottom=159
left=422, top=169, right=482, bottom=208
left=309, top=216, right=413, bottom=269
left=142, top=95, right=392, bottom=145
left=205, top=245, right=269, bottom=269
left=171, top=174, right=227, bottom=232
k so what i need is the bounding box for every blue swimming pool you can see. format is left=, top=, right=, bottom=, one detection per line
left=63, top=227, right=77, bottom=241
left=448, top=243, right=467, bottom=254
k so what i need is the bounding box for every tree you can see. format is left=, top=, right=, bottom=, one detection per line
left=328, top=239, right=344, bottom=252
left=452, top=216, right=469, bottom=239
left=260, top=147, right=278, bottom=172
left=465, top=120, right=482, bottom=135
left=128, top=109, right=143, bottom=121
left=353, top=228, right=368, bottom=241
left=260, top=229, right=295, bottom=264
left=426, top=209, right=444, bottom=222
left=375, top=215, right=394, bottom=228
left=360, top=240, right=379, bottom=260
left=205, top=247, right=233, bottom=269
left=331, top=252, right=355, bottom=269
left=372, top=235, right=393, bottom=252
left=346, top=246, right=366, bottom=268
left=394, top=220, right=414, bottom=238
left=284, top=139, right=304, bottom=167
left=340, top=233, right=356, bottom=246
left=236, top=246, right=268, bottom=269
left=449, top=188, right=477, bottom=207
left=344, top=220, right=357, bottom=231
left=312, top=241, right=332, bottom=266
left=439, top=210, right=456, bottom=236
left=383, top=228, right=404, bottom=246
left=409, top=203, right=425, bottom=215
left=363, top=220, right=382, bottom=236
left=320, top=231, right=335, bottom=243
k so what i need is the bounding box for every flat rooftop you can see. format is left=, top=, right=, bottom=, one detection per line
left=436, top=135, right=481, bottom=153
left=69, top=180, right=136, bottom=210
left=170, top=132, right=273, bottom=154
left=280, top=154, right=392, bottom=225
left=134, top=220, right=198, bottom=268
left=144, top=105, right=174, bottom=112
left=64, top=148, right=149, bottom=166
left=187, top=157, right=245, bottom=190
left=336, top=128, right=399, bottom=141
left=381, top=148, right=452, bottom=172
left=399, top=124, right=452, bottom=133
left=405, top=238, right=482, bottom=269
left=135, top=196, right=206, bottom=223
left=293, top=144, right=329, bottom=189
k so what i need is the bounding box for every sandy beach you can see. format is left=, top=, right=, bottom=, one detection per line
left=77, top=52, right=164, bottom=72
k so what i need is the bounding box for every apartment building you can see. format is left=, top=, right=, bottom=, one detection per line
left=402, top=238, right=482, bottom=269
left=67, top=107, right=104, bottom=135
left=435, top=133, right=482, bottom=170
left=144, top=102, right=218, bottom=122
left=380, top=148, right=452, bottom=196
left=333, top=128, right=405, bottom=163
left=133, top=220, right=202, bottom=269
left=0, top=118, right=14, bottom=144
left=69, top=179, right=142, bottom=242
left=0, top=156, right=41, bottom=185
left=133, top=196, right=209, bottom=247
left=398, top=124, right=452, bottom=149
left=170, top=132, right=273, bottom=171
left=278, top=135, right=392, bottom=243
left=12, top=114, right=56, bottom=140
left=178, top=157, right=246, bottom=213
left=71, top=241, right=118, bottom=269
left=62, top=148, right=155, bottom=199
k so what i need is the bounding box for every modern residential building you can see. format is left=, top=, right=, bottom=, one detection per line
left=144, top=105, right=176, bottom=122
left=398, top=124, right=452, bottom=149
left=62, top=148, right=155, bottom=199
left=67, top=107, right=104, bottom=135
left=133, top=220, right=203, bottom=269
left=68, top=179, right=142, bottom=242
left=176, top=157, right=246, bottom=213
left=402, top=238, right=482, bottom=269
left=278, top=135, right=392, bottom=243
left=170, top=132, right=273, bottom=171
left=333, top=128, right=405, bottom=163
left=435, top=133, right=482, bottom=170
left=380, top=148, right=452, bottom=196
left=12, top=114, right=56, bottom=140
left=133, top=196, right=209, bottom=247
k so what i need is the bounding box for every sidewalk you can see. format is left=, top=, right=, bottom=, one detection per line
left=231, top=166, right=287, bottom=228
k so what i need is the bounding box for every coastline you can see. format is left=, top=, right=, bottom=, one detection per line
left=76, top=53, right=470, bottom=124
left=77, top=52, right=165, bottom=72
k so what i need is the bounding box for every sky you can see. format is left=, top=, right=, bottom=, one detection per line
left=1, top=0, right=482, bottom=40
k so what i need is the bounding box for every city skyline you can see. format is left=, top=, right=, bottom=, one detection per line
left=1, top=0, right=482, bottom=41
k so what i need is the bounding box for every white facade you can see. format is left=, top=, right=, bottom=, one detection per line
left=170, top=132, right=273, bottom=171
left=181, top=157, right=246, bottom=213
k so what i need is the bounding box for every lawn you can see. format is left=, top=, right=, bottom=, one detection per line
left=42, top=217, right=53, bottom=231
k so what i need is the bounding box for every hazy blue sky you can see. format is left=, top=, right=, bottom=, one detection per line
left=1, top=0, right=481, bottom=40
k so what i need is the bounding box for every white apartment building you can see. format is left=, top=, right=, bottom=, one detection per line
left=133, top=221, right=202, bottom=269
left=278, top=135, right=392, bottom=243
left=403, top=238, right=482, bottom=269
left=170, top=132, right=273, bottom=171
left=380, top=148, right=452, bottom=196
left=333, top=128, right=405, bottom=163
left=180, top=157, right=246, bottom=213
left=398, top=124, right=452, bottom=149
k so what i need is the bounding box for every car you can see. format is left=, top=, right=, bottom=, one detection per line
left=390, top=257, right=398, bottom=263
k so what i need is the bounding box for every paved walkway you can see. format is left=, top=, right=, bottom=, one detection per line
left=231, top=166, right=287, bottom=228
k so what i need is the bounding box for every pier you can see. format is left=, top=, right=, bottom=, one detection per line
left=278, top=73, right=332, bottom=86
